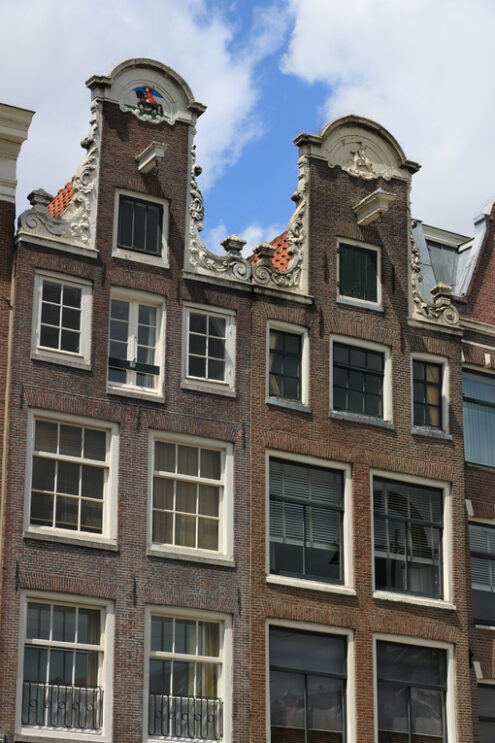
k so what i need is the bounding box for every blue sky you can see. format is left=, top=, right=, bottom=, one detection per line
left=2, top=0, right=494, bottom=251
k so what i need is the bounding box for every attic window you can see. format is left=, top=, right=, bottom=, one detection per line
left=117, top=195, right=163, bottom=256
left=338, top=242, right=380, bottom=306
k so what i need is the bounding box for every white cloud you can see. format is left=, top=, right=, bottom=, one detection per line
left=202, top=220, right=285, bottom=255
left=0, top=0, right=287, bottom=211
left=281, top=0, right=495, bottom=235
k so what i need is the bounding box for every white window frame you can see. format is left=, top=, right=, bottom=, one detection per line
left=330, top=334, right=393, bottom=425
left=265, top=449, right=354, bottom=596
left=144, top=605, right=232, bottom=743
left=181, top=304, right=236, bottom=397
left=112, top=189, right=169, bottom=267
left=107, top=288, right=165, bottom=402
left=370, top=469, right=454, bottom=608
left=337, top=238, right=382, bottom=310
left=411, top=353, right=450, bottom=436
left=24, top=409, right=118, bottom=548
left=147, top=431, right=234, bottom=566
left=373, top=633, right=456, bottom=743
left=265, top=618, right=355, bottom=743
left=31, top=271, right=92, bottom=369
left=266, top=321, right=310, bottom=411
left=16, top=591, right=114, bottom=742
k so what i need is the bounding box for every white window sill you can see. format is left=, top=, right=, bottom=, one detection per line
left=107, top=385, right=164, bottom=403
left=147, top=545, right=235, bottom=568
left=267, top=397, right=311, bottom=414
left=337, top=296, right=384, bottom=313
left=412, top=426, right=452, bottom=441
left=181, top=379, right=236, bottom=398
left=373, top=590, right=456, bottom=611
left=330, top=410, right=395, bottom=430
left=112, top=246, right=169, bottom=268
left=475, top=624, right=495, bottom=631
left=31, top=350, right=91, bottom=371
left=266, top=574, right=355, bottom=596
left=17, top=730, right=110, bottom=742
left=24, top=529, right=118, bottom=552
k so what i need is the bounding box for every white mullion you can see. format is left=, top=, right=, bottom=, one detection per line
left=129, top=300, right=138, bottom=387
left=155, top=471, right=220, bottom=487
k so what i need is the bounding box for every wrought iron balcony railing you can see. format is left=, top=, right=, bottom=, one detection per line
left=149, top=692, right=223, bottom=740
left=22, top=681, right=103, bottom=730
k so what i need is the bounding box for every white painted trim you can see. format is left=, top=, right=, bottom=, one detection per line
left=330, top=334, right=392, bottom=423
left=147, top=430, right=234, bottom=561
left=16, top=591, right=114, bottom=742
left=373, top=590, right=456, bottom=610
left=266, top=320, right=309, bottom=407
left=336, top=238, right=382, bottom=309
left=410, top=352, right=449, bottom=434
left=265, top=618, right=355, bottom=743
left=181, top=303, right=236, bottom=395
left=372, top=633, right=456, bottom=743
left=112, top=188, right=169, bottom=267
left=265, top=449, right=353, bottom=590
left=24, top=409, right=119, bottom=543
left=107, top=287, right=165, bottom=399
left=31, top=271, right=93, bottom=368
left=370, top=469, right=452, bottom=603
left=143, top=606, right=232, bottom=743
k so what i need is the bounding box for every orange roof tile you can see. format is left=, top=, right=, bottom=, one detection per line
left=248, top=230, right=290, bottom=271
left=47, top=180, right=74, bottom=217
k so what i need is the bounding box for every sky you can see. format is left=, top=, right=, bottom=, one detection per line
left=1, top=0, right=494, bottom=253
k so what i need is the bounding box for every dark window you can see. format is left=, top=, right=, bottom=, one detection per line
left=39, top=279, right=82, bottom=354
left=270, top=627, right=346, bottom=743
left=374, top=478, right=443, bottom=598
left=269, top=330, right=302, bottom=401
left=377, top=641, right=446, bottom=743
left=478, top=685, right=495, bottom=743
left=269, top=459, right=344, bottom=584
left=470, top=523, right=495, bottom=625
left=108, top=298, right=160, bottom=390
left=117, top=195, right=163, bottom=256
left=463, top=371, right=495, bottom=467
left=413, top=361, right=443, bottom=428
left=339, top=243, right=378, bottom=303
left=333, top=342, right=384, bottom=418
left=187, top=311, right=227, bottom=382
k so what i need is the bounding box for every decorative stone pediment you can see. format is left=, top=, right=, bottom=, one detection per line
left=295, top=115, right=420, bottom=182
left=86, top=58, right=206, bottom=126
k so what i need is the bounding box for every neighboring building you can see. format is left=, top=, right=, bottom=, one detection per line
left=0, top=57, right=494, bottom=742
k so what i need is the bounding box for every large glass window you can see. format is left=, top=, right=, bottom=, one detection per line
left=463, top=371, right=495, bottom=467
left=152, top=438, right=225, bottom=554
left=269, top=458, right=344, bottom=584
left=269, top=626, right=347, bottom=743
left=413, top=360, right=443, bottom=429
left=333, top=342, right=385, bottom=418
left=338, top=243, right=379, bottom=304
left=148, top=615, right=223, bottom=740
left=377, top=641, right=447, bottom=743
left=29, top=418, right=109, bottom=535
left=470, top=523, right=495, bottom=625
left=478, top=684, right=495, bottom=743
left=108, top=294, right=163, bottom=393
left=117, top=195, right=163, bottom=256
left=22, top=601, right=103, bottom=731
left=269, top=329, right=303, bottom=402
left=374, top=478, right=444, bottom=598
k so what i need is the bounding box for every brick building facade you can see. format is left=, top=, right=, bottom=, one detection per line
left=0, top=57, right=494, bottom=742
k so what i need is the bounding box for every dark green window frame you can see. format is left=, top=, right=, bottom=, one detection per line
left=269, top=458, right=344, bottom=584
left=413, top=360, right=443, bottom=429
left=332, top=342, right=385, bottom=418
left=377, top=641, right=447, bottom=743
left=117, top=195, right=163, bottom=256
left=374, top=477, right=444, bottom=599
left=268, top=329, right=303, bottom=402
left=338, top=242, right=379, bottom=304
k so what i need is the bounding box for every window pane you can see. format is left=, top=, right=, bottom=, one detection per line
left=27, top=603, right=50, bottom=640
left=59, top=425, right=82, bottom=457
left=200, top=449, right=221, bottom=480
left=155, top=441, right=175, bottom=473
left=175, top=620, right=196, bottom=655
left=84, top=429, right=106, bottom=461
left=53, top=605, right=76, bottom=642
left=35, top=421, right=57, bottom=453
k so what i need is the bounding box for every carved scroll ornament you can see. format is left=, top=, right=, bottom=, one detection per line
left=410, top=232, right=459, bottom=327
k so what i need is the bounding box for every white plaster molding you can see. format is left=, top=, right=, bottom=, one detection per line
left=0, top=103, right=34, bottom=203
left=352, top=187, right=396, bottom=226
left=135, top=141, right=167, bottom=173
left=17, top=102, right=101, bottom=253
left=410, top=230, right=460, bottom=328
left=86, top=57, right=206, bottom=127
